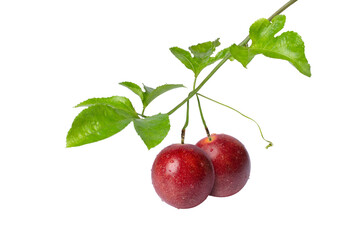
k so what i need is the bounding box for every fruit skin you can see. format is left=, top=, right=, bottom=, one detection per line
left=196, top=134, right=250, bottom=197
left=151, top=144, right=215, bottom=209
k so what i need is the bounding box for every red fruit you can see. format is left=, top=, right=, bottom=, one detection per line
left=196, top=134, right=250, bottom=197
left=151, top=144, right=215, bottom=209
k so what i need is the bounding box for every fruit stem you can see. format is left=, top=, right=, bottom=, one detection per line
left=196, top=94, right=211, bottom=139
left=198, top=93, right=273, bottom=149
left=193, top=76, right=212, bottom=140
left=166, top=0, right=298, bottom=116
left=181, top=128, right=186, bottom=144
left=181, top=100, right=190, bottom=144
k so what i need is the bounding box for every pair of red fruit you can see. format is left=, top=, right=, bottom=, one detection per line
left=151, top=133, right=250, bottom=209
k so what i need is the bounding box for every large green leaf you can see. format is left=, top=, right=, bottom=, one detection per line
left=230, top=15, right=311, bottom=77
left=75, top=96, right=138, bottom=118
left=133, top=114, right=170, bottom=150
left=66, top=105, right=134, bottom=147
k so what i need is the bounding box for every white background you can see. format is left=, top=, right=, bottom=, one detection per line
left=1, top=0, right=359, bottom=239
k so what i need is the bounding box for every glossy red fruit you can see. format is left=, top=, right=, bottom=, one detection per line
left=196, top=134, right=250, bottom=197
left=151, top=144, right=215, bottom=209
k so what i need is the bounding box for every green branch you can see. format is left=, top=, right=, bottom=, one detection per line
left=166, top=0, right=298, bottom=116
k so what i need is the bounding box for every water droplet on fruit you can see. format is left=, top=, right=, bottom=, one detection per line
left=166, top=159, right=179, bottom=175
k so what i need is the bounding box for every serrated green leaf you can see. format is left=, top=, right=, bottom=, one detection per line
left=143, top=84, right=154, bottom=94
left=75, top=96, right=138, bottom=118
left=66, top=105, right=134, bottom=147
left=170, top=39, right=226, bottom=77
left=133, top=114, right=170, bottom=150
left=249, top=15, right=311, bottom=77
left=119, top=82, right=144, bottom=101
left=142, top=84, right=185, bottom=108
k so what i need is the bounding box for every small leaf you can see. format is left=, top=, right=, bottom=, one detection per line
left=213, top=47, right=232, bottom=61
left=143, top=84, right=154, bottom=94
left=249, top=15, right=311, bottom=77
left=75, top=96, right=138, bottom=118
left=229, top=44, right=255, bottom=68
left=169, top=47, right=196, bottom=73
left=142, top=84, right=185, bottom=108
left=118, top=82, right=184, bottom=114
left=133, top=114, right=170, bottom=150
left=189, top=38, right=220, bottom=59
left=119, top=82, right=144, bottom=101
left=170, top=39, right=226, bottom=77
left=66, top=105, right=134, bottom=147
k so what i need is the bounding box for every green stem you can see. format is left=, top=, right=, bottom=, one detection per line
left=198, top=93, right=273, bottom=149
left=137, top=112, right=147, bottom=118
left=193, top=76, right=211, bottom=139
left=268, top=0, right=298, bottom=21
left=193, top=76, right=198, bottom=90
left=196, top=94, right=211, bottom=138
left=167, top=56, right=228, bottom=115
left=166, top=0, right=298, bottom=116
left=180, top=75, right=198, bottom=144
left=181, top=100, right=190, bottom=144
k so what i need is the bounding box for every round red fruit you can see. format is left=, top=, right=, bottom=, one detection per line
left=151, top=144, right=215, bottom=209
left=196, top=134, right=250, bottom=197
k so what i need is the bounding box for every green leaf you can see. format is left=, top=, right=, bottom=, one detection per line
left=66, top=105, right=134, bottom=147
left=142, top=84, right=185, bottom=108
left=75, top=96, right=138, bottom=118
left=169, top=47, right=196, bottom=74
left=119, top=81, right=184, bottom=113
left=229, top=44, right=255, bottom=68
left=249, top=15, right=311, bottom=77
left=142, top=84, right=154, bottom=95
left=170, top=38, right=226, bottom=77
left=214, top=47, right=233, bottom=61
left=133, top=114, right=170, bottom=150
left=189, top=38, right=220, bottom=59
left=119, top=82, right=144, bottom=101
